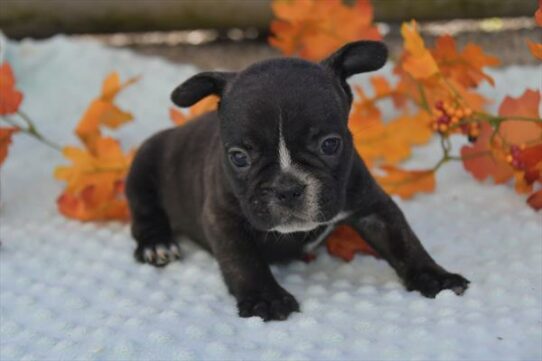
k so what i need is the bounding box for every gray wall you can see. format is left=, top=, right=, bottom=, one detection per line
left=0, top=0, right=536, bottom=39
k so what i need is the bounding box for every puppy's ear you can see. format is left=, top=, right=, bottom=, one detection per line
left=171, top=71, right=236, bottom=107
left=321, top=41, right=388, bottom=79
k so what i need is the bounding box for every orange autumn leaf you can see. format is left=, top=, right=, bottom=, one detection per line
left=57, top=183, right=130, bottom=221
left=461, top=122, right=513, bottom=184
left=349, top=94, right=433, bottom=167
left=370, top=75, right=392, bottom=98
left=369, top=74, right=406, bottom=108
left=0, top=62, right=24, bottom=115
left=55, top=137, right=134, bottom=194
left=400, top=20, right=439, bottom=79
left=101, top=72, right=139, bottom=103
left=526, top=2, right=542, bottom=61
left=0, top=127, right=18, bottom=167
left=54, top=137, right=134, bottom=221
left=393, top=69, right=488, bottom=113
left=526, top=40, right=542, bottom=61
left=432, top=35, right=500, bottom=87
left=76, top=72, right=138, bottom=152
left=447, top=78, right=488, bottom=112
left=497, top=89, right=542, bottom=145
left=536, top=0, right=542, bottom=27
left=394, top=26, right=491, bottom=112
left=326, top=225, right=379, bottom=262
left=170, top=108, right=187, bottom=126
left=269, top=0, right=381, bottom=60
left=190, top=94, right=219, bottom=116
left=170, top=95, right=219, bottom=126
left=374, top=165, right=436, bottom=199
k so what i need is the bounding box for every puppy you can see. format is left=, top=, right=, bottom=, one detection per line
left=126, top=41, right=469, bottom=321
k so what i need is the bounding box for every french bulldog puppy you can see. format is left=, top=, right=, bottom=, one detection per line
left=126, top=41, right=469, bottom=321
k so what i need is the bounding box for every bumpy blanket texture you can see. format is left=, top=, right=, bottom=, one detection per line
left=1, top=36, right=541, bottom=360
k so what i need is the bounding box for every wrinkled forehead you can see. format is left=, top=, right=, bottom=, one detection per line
left=220, top=96, right=346, bottom=150
left=219, top=71, right=348, bottom=148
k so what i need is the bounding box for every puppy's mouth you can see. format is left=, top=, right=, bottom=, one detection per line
left=269, top=213, right=320, bottom=234
left=269, top=210, right=350, bottom=234
left=271, top=220, right=321, bottom=234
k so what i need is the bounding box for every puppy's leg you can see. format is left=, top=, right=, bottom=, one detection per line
left=216, top=241, right=300, bottom=321
left=204, top=213, right=299, bottom=321
left=347, top=187, right=469, bottom=298
left=125, top=152, right=180, bottom=267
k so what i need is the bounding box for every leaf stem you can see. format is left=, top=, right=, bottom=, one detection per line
left=416, top=83, right=430, bottom=112
left=1, top=111, right=62, bottom=151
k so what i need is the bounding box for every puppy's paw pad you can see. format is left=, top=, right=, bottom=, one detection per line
left=238, top=288, right=299, bottom=321
left=134, top=242, right=181, bottom=267
left=406, top=269, right=470, bottom=298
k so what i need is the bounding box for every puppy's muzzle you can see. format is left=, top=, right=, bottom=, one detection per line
left=262, top=175, right=306, bottom=208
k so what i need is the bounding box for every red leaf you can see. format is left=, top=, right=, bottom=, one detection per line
left=461, top=122, right=514, bottom=183
left=326, top=225, right=379, bottom=262
left=0, top=63, right=23, bottom=115
left=498, top=89, right=541, bottom=145
left=0, top=127, right=18, bottom=167
left=527, top=189, right=542, bottom=210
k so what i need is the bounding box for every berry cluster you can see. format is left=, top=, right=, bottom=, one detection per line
left=431, top=100, right=480, bottom=141
left=506, top=144, right=526, bottom=170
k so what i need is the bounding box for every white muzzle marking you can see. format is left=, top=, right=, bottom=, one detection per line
left=273, top=121, right=321, bottom=233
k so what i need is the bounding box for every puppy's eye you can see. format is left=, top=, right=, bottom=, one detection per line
left=229, top=148, right=251, bottom=169
left=320, top=136, right=342, bottom=155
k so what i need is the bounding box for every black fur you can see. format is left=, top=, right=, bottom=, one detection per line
left=126, top=41, right=469, bottom=321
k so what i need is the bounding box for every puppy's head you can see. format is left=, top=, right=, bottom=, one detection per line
left=172, top=41, right=387, bottom=233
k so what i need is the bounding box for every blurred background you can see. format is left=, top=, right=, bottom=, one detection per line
left=1, top=0, right=540, bottom=69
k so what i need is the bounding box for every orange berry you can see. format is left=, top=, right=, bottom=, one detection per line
left=455, top=109, right=464, bottom=118
left=506, top=155, right=513, bottom=163
left=464, top=108, right=472, bottom=116
left=451, top=116, right=459, bottom=124
left=438, top=124, right=448, bottom=132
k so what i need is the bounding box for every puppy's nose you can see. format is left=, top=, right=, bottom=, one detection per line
left=274, top=182, right=305, bottom=204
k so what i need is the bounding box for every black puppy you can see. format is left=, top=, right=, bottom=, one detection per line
left=126, top=41, right=469, bottom=321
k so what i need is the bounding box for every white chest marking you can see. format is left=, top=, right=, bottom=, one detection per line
left=328, top=211, right=351, bottom=224
left=303, top=225, right=334, bottom=253
left=301, top=211, right=352, bottom=251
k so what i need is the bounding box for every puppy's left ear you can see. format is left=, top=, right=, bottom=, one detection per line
left=171, top=71, right=237, bottom=107
left=321, top=41, right=388, bottom=79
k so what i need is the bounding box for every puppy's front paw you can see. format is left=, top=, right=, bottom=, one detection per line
left=406, top=268, right=470, bottom=298
left=237, top=287, right=300, bottom=321
left=134, top=241, right=181, bottom=267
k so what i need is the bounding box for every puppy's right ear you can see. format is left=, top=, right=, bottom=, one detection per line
left=171, top=71, right=236, bottom=107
